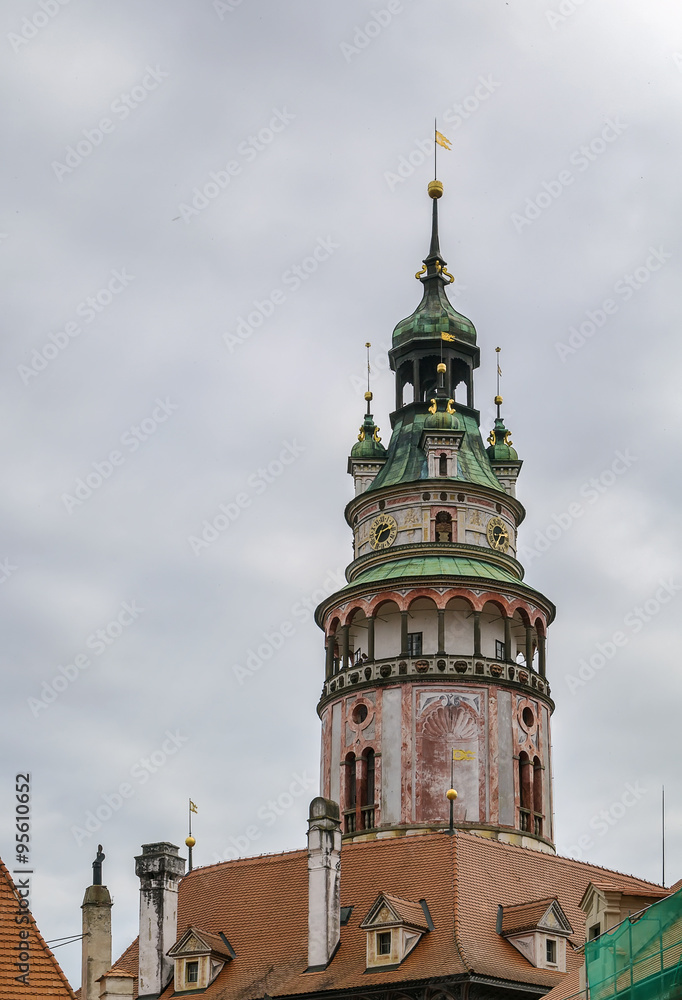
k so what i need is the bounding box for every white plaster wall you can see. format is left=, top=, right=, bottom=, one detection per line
left=498, top=689, right=514, bottom=827
left=349, top=618, right=369, bottom=661
left=405, top=603, right=437, bottom=653
left=381, top=688, right=402, bottom=824
left=444, top=604, right=472, bottom=654
left=330, top=703, right=341, bottom=806
left=480, top=615, right=505, bottom=657
left=374, top=605, right=400, bottom=658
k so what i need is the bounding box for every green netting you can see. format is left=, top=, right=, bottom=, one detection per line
left=585, top=887, right=682, bottom=1000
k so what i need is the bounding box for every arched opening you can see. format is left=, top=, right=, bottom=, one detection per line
left=481, top=600, right=506, bottom=660
left=444, top=596, right=474, bottom=655
left=519, top=751, right=532, bottom=832
left=511, top=609, right=529, bottom=664
left=406, top=596, right=438, bottom=657
left=348, top=607, right=369, bottom=665
left=533, top=756, right=543, bottom=836
left=535, top=617, right=546, bottom=676
left=452, top=359, right=472, bottom=407
left=361, top=748, right=376, bottom=830
left=438, top=453, right=448, bottom=477
left=344, top=752, right=356, bottom=833
left=373, top=600, right=401, bottom=660
left=435, top=510, right=453, bottom=542
left=327, top=617, right=341, bottom=675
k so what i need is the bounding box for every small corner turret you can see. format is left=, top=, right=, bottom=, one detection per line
left=348, top=344, right=387, bottom=495
left=486, top=349, right=523, bottom=497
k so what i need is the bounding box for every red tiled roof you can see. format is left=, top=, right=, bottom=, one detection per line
left=109, top=935, right=139, bottom=998
left=144, top=831, right=665, bottom=999
left=541, top=966, right=586, bottom=1000
left=500, top=897, right=565, bottom=934
left=0, top=855, right=76, bottom=998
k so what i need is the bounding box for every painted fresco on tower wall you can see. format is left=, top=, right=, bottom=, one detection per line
left=415, top=690, right=483, bottom=824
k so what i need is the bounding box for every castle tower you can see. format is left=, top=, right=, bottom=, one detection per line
left=315, top=180, right=556, bottom=854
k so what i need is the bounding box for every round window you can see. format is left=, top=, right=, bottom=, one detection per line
left=352, top=703, right=368, bottom=724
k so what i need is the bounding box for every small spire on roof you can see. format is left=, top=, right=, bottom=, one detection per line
left=186, top=799, right=198, bottom=872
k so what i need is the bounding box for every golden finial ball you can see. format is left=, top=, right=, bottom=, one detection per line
left=446, top=788, right=458, bottom=801
left=494, top=395, right=503, bottom=406
left=437, top=363, right=447, bottom=374
left=365, top=342, right=371, bottom=348
left=428, top=179, right=443, bottom=199
left=185, top=836, right=196, bottom=848
left=364, top=391, right=373, bottom=401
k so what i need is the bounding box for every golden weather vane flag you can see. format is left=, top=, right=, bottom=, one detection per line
left=190, top=799, right=198, bottom=814
left=435, top=130, right=452, bottom=150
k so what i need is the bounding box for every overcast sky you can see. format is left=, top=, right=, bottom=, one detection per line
left=2, top=0, right=681, bottom=988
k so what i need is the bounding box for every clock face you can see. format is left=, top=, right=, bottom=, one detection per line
left=369, top=513, right=398, bottom=550
left=486, top=516, right=510, bottom=553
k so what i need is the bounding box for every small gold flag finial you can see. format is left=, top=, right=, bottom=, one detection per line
left=190, top=800, right=198, bottom=814
left=435, top=130, right=452, bottom=150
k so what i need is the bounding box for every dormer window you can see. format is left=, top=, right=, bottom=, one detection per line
left=168, top=925, right=234, bottom=993
left=498, top=897, right=573, bottom=973
left=360, top=892, right=431, bottom=970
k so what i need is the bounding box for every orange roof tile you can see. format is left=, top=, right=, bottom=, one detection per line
left=541, top=966, right=586, bottom=1000
left=500, top=897, right=567, bottom=934
left=109, top=936, right=139, bottom=998
left=0, top=855, right=76, bottom=998
left=134, top=830, right=665, bottom=999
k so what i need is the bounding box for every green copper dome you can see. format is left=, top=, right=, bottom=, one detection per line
left=350, top=412, right=387, bottom=460
left=392, top=279, right=477, bottom=349
left=423, top=394, right=459, bottom=430
left=486, top=417, right=518, bottom=462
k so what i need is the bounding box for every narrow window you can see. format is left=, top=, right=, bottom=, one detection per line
left=377, top=931, right=392, bottom=956
left=435, top=510, right=452, bottom=542
left=589, top=923, right=601, bottom=941
left=546, top=939, right=557, bottom=964
left=495, top=639, right=505, bottom=661
left=438, top=453, right=448, bottom=476
left=519, top=751, right=531, bottom=832
left=344, top=753, right=357, bottom=832
left=407, top=632, right=422, bottom=656
left=186, top=961, right=199, bottom=983
left=533, top=756, right=543, bottom=835
left=364, top=749, right=375, bottom=805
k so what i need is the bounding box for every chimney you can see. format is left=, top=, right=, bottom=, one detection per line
left=81, top=845, right=112, bottom=1000
left=134, top=842, right=185, bottom=999
left=307, top=797, right=341, bottom=970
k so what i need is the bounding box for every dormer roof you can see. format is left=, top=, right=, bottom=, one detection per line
left=168, top=925, right=235, bottom=962
left=360, top=893, right=430, bottom=933
left=500, top=896, right=573, bottom=936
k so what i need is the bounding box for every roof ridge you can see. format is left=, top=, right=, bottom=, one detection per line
left=502, top=896, right=558, bottom=910
left=457, top=829, right=666, bottom=889
left=182, top=846, right=307, bottom=877
left=451, top=832, right=472, bottom=973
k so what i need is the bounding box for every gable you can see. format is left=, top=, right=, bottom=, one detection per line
left=0, top=857, right=76, bottom=998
